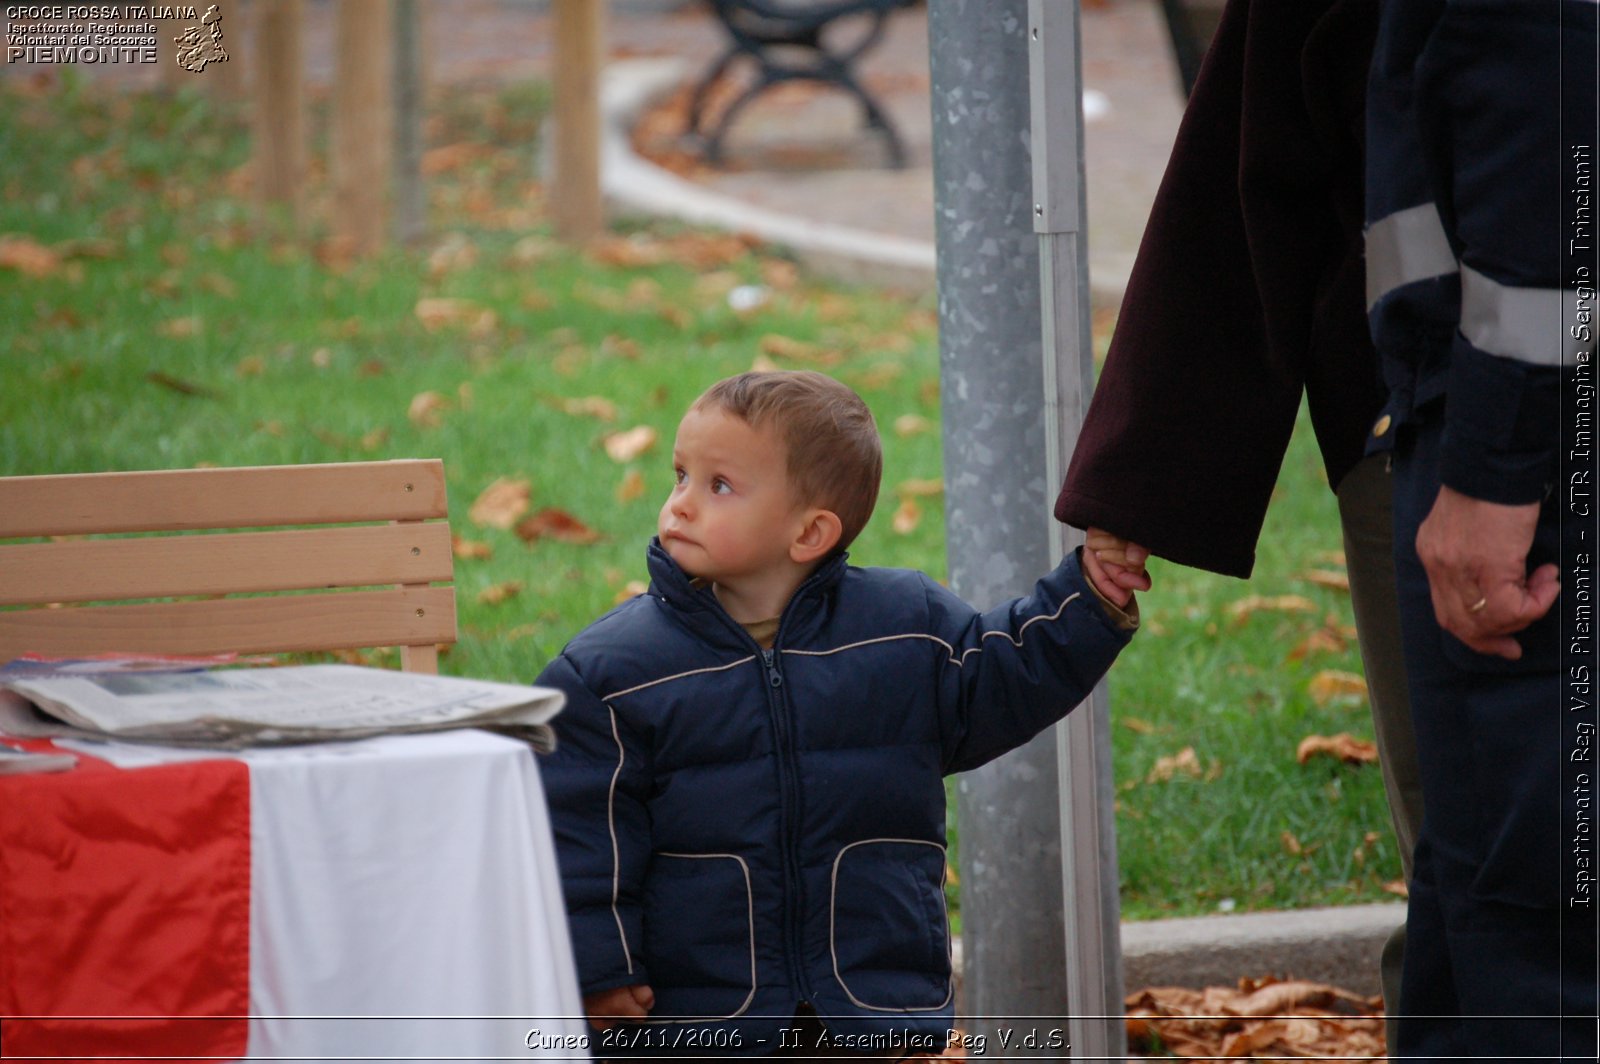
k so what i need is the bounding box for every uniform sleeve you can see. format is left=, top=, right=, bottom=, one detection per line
left=535, top=651, right=653, bottom=996
left=1413, top=2, right=1592, bottom=503
left=931, top=550, right=1134, bottom=774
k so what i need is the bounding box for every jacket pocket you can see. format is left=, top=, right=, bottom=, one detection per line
left=642, top=852, right=757, bottom=1020
left=829, top=838, right=952, bottom=1012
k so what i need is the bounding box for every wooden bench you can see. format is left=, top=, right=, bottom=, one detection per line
left=0, top=460, right=457, bottom=673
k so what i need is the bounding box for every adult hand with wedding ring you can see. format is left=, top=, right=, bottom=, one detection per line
left=1414, top=485, right=1559, bottom=660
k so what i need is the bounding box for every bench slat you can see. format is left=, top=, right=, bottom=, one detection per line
left=0, top=587, right=457, bottom=661
left=0, top=523, right=454, bottom=607
left=0, top=460, right=447, bottom=538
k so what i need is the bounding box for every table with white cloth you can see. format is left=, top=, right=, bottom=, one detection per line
left=0, top=729, right=591, bottom=1062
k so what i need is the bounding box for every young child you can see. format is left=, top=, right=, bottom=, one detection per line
left=537, top=370, right=1144, bottom=1059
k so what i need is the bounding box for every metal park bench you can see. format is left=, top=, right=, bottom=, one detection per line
left=686, top=0, right=917, bottom=168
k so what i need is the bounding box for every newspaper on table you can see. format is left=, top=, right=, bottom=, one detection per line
left=0, top=664, right=565, bottom=752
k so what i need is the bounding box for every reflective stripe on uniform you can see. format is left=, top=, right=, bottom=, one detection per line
left=1460, top=263, right=1596, bottom=367
left=1365, top=202, right=1458, bottom=310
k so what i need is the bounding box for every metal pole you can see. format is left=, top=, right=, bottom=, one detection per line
left=930, top=1, right=1070, bottom=1056
left=1029, top=0, right=1126, bottom=1056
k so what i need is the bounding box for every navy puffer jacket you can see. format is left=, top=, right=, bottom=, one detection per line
left=537, top=541, right=1131, bottom=1054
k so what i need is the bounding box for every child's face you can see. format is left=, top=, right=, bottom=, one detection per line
left=658, top=405, right=808, bottom=586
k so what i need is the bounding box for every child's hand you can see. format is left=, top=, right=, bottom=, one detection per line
left=584, top=984, right=655, bottom=1030
left=1083, top=527, right=1152, bottom=608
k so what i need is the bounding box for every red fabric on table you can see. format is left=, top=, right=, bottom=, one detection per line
left=0, top=740, right=251, bottom=1062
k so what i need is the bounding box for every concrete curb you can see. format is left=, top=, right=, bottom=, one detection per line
left=1120, top=902, right=1403, bottom=996
left=596, top=57, right=1406, bottom=1001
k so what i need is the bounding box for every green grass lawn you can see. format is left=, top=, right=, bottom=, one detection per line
left=0, top=73, right=1403, bottom=920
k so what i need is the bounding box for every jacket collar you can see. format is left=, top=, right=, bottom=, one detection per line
left=645, top=538, right=848, bottom=618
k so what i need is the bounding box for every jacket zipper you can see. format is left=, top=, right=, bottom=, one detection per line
left=758, top=645, right=809, bottom=998
left=689, top=563, right=840, bottom=1007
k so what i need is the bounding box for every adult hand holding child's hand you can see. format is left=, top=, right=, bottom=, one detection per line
left=1083, top=527, right=1151, bottom=608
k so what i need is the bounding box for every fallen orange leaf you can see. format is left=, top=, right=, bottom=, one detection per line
left=897, top=477, right=944, bottom=498
left=616, top=468, right=648, bottom=503
left=452, top=536, right=493, bottom=561
left=603, top=425, right=658, bottom=463
left=759, top=333, right=841, bottom=366
left=1298, top=568, right=1352, bottom=592
left=1227, top=594, right=1318, bottom=626
left=894, top=414, right=935, bottom=437
left=588, top=234, right=665, bottom=268
left=854, top=363, right=904, bottom=389
left=892, top=497, right=921, bottom=535
left=556, top=395, right=619, bottom=422
left=414, top=297, right=496, bottom=335
left=1220, top=1023, right=1284, bottom=1055
left=600, top=334, right=642, bottom=360
left=1296, top=732, right=1378, bottom=766
left=158, top=315, right=203, bottom=339
left=1125, top=977, right=1385, bottom=1059
left=613, top=579, right=650, bottom=605
left=760, top=258, right=800, bottom=290
left=477, top=581, right=523, bottom=606
left=516, top=508, right=605, bottom=545
left=0, top=234, right=60, bottom=277
left=468, top=477, right=531, bottom=530
left=1308, top=669, right=1368, bottom=704
left=408, top=390, right=449, bottom=429
left=1286, top=624, right=1348, bottom=661
left=1146, top=746, right=1202, bottom=784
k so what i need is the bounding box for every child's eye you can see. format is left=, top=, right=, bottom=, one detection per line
left=711, top=477, right=732, bottom=495
left=674, top=468, right=686, bottom=486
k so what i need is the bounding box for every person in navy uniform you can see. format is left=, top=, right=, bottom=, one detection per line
left=1365, top=0, right=1598, bottom=1056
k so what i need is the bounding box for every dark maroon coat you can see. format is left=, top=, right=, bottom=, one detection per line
left=1055, top=0, right=1383, bottom=578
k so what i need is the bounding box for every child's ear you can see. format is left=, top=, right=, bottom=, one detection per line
left=791, top=508, right=843, bottom=564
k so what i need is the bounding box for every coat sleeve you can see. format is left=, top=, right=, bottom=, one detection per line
left=931, top=550, right=1134, bottom=774
left=535, top=651, right=653, bottom=996
left=1411, top=2, right=1587, bottom=504
left=1056, top=0, right=1381, bottom=578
